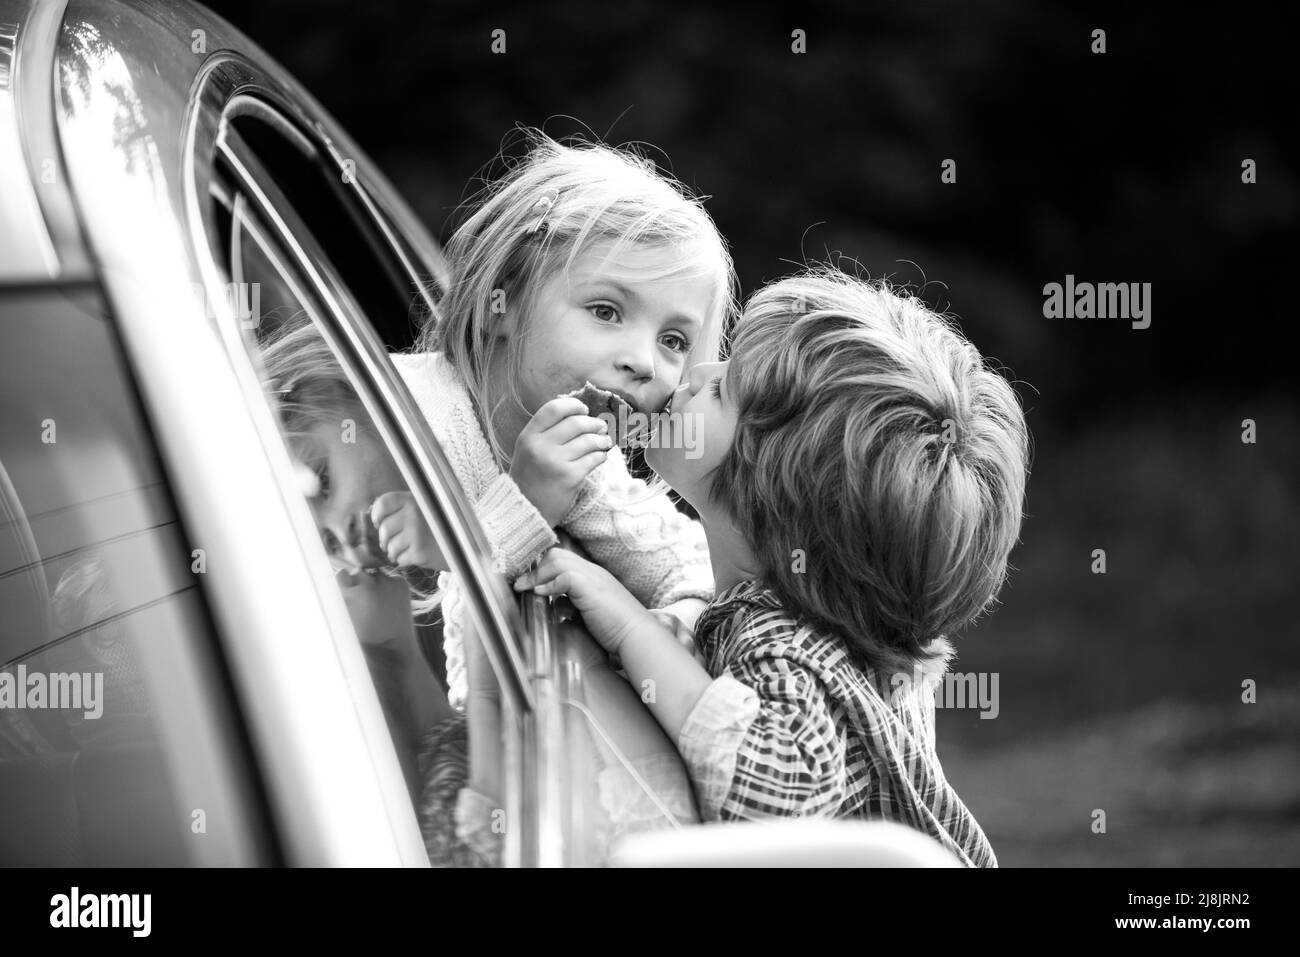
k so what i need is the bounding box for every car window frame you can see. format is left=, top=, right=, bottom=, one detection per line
left=209, top=117, right=536, bottom=714
left=184, top=65, right=563, bottom=863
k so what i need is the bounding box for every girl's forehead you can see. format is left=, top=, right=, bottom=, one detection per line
left=566, top=237, right=717, bottom=285
left=287, top=420, right=338, bottom=453
left=286, top=432, right=323, bottom=461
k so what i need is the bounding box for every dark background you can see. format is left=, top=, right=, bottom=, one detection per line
left=206, top=0, right=1298, bottom=865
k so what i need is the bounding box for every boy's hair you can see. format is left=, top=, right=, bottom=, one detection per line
left=418, top=129, right=738, bottom=466
left=710, top=268, right=1029, bottom=676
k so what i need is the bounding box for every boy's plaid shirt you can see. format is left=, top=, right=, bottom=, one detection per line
left=677, top=579, right=998, bottom=868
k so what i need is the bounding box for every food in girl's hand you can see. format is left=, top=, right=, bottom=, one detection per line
left=563, top=381, right=649, bottom=447
left=565, top=381, right=627, bottom=419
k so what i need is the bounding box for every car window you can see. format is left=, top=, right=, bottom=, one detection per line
left=202, top=110, right=513, bottom=863
left=0, top=286, right=275, bottom=866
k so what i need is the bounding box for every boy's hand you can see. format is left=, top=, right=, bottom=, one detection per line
left=512, top=547, right=652, bottom=656
left=509, top=396, right=612, bottom=527
left=371, top=491, right=443, bottom=569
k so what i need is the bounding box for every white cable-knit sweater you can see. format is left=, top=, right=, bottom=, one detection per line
left=390, top=352, right=714, bottom=707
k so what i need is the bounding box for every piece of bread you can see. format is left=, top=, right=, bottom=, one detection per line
left=563, top=381, right=645, bottom=446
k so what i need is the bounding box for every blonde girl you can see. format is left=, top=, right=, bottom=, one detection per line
left=385, top=130, right=738, bottom=708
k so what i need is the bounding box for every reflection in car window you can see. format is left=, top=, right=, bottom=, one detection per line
left=255, top=317, right=451, bottom=786
left=207, top=150, right=493, bottom=861
left=0, top=287, right=272, bottom=865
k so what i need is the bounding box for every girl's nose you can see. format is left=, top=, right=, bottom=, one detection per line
left=617, top=334, right=658, bottom=381
left=344, top=512, right=363, bottom=549
left=320, top=517, right=364, bottom=563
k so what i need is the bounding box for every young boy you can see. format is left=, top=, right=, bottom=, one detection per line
left=513, top=268, right=1029, bottom=867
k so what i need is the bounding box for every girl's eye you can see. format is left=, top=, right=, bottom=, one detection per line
left=709, top=376, right=723, bottom=398
left=589, top=303, right=620, bottom=323
left=315, top=464, right=331, bottom=499
left=661, top=333, right=690, bottom=354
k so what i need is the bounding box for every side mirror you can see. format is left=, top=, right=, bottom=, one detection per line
left=608, top=818, right=965, bottom=868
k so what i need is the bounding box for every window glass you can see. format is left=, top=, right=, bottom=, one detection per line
left=0, top=287, right=273, bottom=865
left=209, top=145, right=485, bottom=863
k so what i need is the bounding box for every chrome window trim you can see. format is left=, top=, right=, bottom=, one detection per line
left=220, top=92, right=445, bottom=321
left=521, top=592, right=565, bottom=867
left=213, top=177, right=325, bottom=346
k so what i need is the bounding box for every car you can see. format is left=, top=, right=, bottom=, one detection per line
left=1, top=0, right=962, bottom=867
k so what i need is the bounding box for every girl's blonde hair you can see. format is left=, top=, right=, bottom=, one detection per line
left=257, top=318, right=439, bottom=616
left=258, top=319, right=364, bottom=439
left=710, top=268, right=1030, bottom=677
left=417, top=129, right=738, bottom=466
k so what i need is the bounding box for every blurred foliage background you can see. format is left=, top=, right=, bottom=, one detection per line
left=207, top=0, right=1298, bottom=865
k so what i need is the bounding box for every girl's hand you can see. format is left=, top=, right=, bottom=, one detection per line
left=648, top=608, right=704, bottom=666
left=371, top=491, right=445, bottom=570
left=512, top=547, right=652, bottom=656
left=509, top=397, right=612, bottom=527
